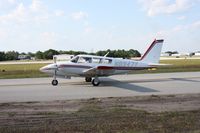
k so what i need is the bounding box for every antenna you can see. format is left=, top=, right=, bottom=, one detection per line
left=104, top=52, right=109, bottom=57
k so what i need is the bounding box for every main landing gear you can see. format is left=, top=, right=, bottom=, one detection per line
left=92, top=77, right=100, bottom=86
left=85, top=77, right=92, bottom=82
left=85, top=77, right=100, bottom=86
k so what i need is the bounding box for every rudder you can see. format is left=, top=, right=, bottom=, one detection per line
left=140, top=39, right=164, bottom=63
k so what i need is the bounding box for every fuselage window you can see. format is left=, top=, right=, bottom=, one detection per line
left=102, top=59, right=112, bottom=64
left=72, top=56, right=112, bottom=64
left=92, top=58, right=112, bottom=64
left=84, top=57, right=92, bottom=63
left=92, top=58, right=101, bottom=64
left=71, top=56, right=79, bottom=63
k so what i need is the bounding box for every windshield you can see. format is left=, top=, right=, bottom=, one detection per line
left=71, top=56, right=92, bottom=63
left=71, top=56, right=112, bottom=64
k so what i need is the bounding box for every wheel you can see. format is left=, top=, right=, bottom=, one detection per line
left=92, top=78, right=100, bottom=86
left=52, top=80, right=58, bottom=86
left=85, top=77, right=92, bottom=82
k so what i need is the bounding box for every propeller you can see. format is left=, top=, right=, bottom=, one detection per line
left=53, top=56, right=58, bottom=71
left=52, top=56, right=58, bottom=85
left=53, top=56, right=57, bottom=64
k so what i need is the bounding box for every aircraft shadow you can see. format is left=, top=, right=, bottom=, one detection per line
left=99, top=78, right=159, bottom=93
left=170, top=78, right=200, bottom=83
left=62, top=76, right=199, bottom=93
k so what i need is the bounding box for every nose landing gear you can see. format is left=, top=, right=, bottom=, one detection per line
left=52, top=79, right=58, bottom=86
left=52, top=70, right=58, bottom=86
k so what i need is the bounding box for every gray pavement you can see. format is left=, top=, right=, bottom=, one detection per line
left=0, top=72, right=200, bottom=103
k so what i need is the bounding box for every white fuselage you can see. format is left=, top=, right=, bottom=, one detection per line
left=40, top=55, right=152, bottom=78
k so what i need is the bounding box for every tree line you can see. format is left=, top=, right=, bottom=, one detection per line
left=0, top=49, right=141, bottom=61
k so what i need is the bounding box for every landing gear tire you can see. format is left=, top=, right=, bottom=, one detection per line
left=85, top=77, right=92, bottom=82
left=92, top=78, right=100, bottom=86
left=52, top=80, right=58, bottom=86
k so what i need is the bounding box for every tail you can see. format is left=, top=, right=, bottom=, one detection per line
left=140, top=39, right=164, bottom=63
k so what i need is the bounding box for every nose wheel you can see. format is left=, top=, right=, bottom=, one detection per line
left=52, top=69, right=58, bottom=86
left=52, top=79, right=58, bottom=86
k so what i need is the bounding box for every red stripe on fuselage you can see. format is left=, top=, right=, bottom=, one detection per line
left=97, top=66, right=114, bottom=70
left=58, top=65, right=155, bottom=71
left=58, top=64, right=92, bottom=69
left=98, top=66, right=155, bottom=70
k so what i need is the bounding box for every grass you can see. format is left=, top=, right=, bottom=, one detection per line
left=0, top=59, right=200, bottom=79
left=159, top=59, right=200, bottom=72
left=1, top=104, right=200, bottom=133
left=0, top=63, right=48, bottom=79
left=131, top=59, right=200, bottom=74
left=0, top=95, right=200, bottom=133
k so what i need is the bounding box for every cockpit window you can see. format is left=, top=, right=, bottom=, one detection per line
left=76, top=56, right=92, bottom=63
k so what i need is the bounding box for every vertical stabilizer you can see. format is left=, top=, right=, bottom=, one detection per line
left=140, top=39, right=164, bottom=63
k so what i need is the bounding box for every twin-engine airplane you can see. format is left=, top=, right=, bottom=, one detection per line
left=40, top=39, right=164, bottom=86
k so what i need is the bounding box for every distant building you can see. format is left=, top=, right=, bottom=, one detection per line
left=180, top=53, right=190, bottom=56
left=31, top=57, right=36, bottom=60
left=53, top=54, right=74, bottom=61
left=171, top=53, right=181, bottom=58
left=194, top=52, right=200, bottom=56
left=161, top=53, right=170, bottom=57
left=18, top=55, right=31, bottom=60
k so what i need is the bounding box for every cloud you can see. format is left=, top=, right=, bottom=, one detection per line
left=0, top=3, right=28, bottom=23
left=54, top=10, right=65, bottom=17
left=0, top=0, right=49, bottom=24
left=177, top=15, right=186, bottom=20
left=30, top=0, right=45, bottom=12
left=40, top=32, right=57, bottom=45
left=191, top=20, right=200, bottom=29
left=138, top=0, right=199, bottom=16
left=71, top=11, right=88, bottom=21
left=84, top=26, right=93, bottom=33
left=155, top=20, right=200, bottom=38
left=40, top=31, right=56, bottom=39
left=7, top=0, right=16, bottom=4
left=0, top=28, right=8, bottom=39
left=0, top=0, right=16, bottom=7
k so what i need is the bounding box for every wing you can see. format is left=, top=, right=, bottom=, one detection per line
left=83, top=66, right=115, bottom=76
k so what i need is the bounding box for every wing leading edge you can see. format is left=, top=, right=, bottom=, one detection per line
left=83, top=66, right=115, bottom=76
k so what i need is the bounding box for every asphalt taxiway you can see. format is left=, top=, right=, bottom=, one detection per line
left=0, top=72, right=199, bottom=103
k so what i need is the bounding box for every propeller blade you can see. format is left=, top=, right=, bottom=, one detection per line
left=53, top=56, right=57, bottom=64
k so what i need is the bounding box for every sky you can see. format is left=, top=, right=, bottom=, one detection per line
left=0, top=0, right=200, bottom=53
